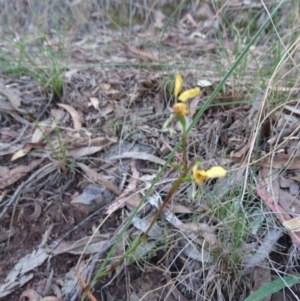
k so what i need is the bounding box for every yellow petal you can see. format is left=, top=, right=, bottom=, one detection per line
left=193, top=166, right=208, bottom=185
left=178, top=87, right=200, bottom=102
left=174, top=73, right=183, bottom=97
left=206, top=166, right=227, bottom=179
left=173, top=103, right=189, bottom=116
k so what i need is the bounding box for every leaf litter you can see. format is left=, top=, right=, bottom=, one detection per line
left=1, top=1, right=300, bottom=301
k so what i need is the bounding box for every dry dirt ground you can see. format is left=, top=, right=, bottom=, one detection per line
left=1, top=1, right=300, bottom=301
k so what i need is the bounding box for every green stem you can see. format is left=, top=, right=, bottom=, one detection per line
left=182, top=130, right=187, bottom=167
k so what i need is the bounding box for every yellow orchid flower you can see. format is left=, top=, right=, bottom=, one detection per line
left=174, top=73, right=183, bottom=97
left=173, top=102, right=189, bottom=116
left=193, top=166, right=208, bottom=185
left=178, top=87, right=201, bottom=102
left=193, top=165, right=227, bottom=185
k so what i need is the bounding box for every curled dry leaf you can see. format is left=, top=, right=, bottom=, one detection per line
left=22, top=201, right=42, bottom=221
left=57, top=103, right=82, bottom=130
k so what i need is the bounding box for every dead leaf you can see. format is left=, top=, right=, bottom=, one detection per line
left=76, top=162, right=120, bottom=196
left=231, top=142, right=250, bottom=159
left=100, top=103, right=114, bottom=117
left=57, top=103, right=82, bottom=130
left=99, top=83, right=111, bottom=91
left=68, top=146, right=104, bottom=158
left=19, top=289, right=41, bottom=301
left=106, top=164, right=139, bottom=214
left=108, top=151, right=166, bottom=165
left=0, top=248, right=48, bottom=298
left=11, top=144, right=32, bottom=161
left=259, top=154, right=300, bottom=169
left=51, top=235, right=109, bottom=255
left=168, top=204, right=192, bottom=214
left=250, top=260, right=272, bottom=301
left=242, top=229, right=282, bottom=268
left=132, top=215, right=163, bottom=239
left=50, top=108, right=66, bottom=121
left=285, top=104, right=300, bottom=115
left=70, top=136, right=117, bottom=148
left=148, top=196, right=218, bottom=247
left=11, top=115, right=63, bottom=161
left=124, top=195, right=142, bottom=211
left=64, top=69, right=78, bottom=81
left=0, top=97, right=15, bottom=111
left=32, top=118, right=56, bottom=143
left=0, top=97, right=27, bottom=123
left=71, top=184, right=116, bottom=214
left=89, top=97, right=99, bottom=110
left=282, top=216, right=300, bottom=231
left=257, top=189, right=300, bottom=248
left=290, top=175, right=300, bottom=183
left=121, top=42, right=159, bottom=62
left=181, top=241, right=212, bottom=263
left=153, top=11, right=165, bottom=29
left=0, top=159, right=42, bottom=189
left=19, top=289, right=60, bottom=301
left=197, top=79, right=213, bottom=87
left=0, top=143, right=24, bottom=156
left=270, top=178, right=300, bottom=216
left=189, top=95, right=201, bottom=117
left=0, top=81, right=21, bottom=110
left=22, top=201, right=42, bottom=221
left=267, top=121, right=300, bottom=145
left=0, top=166, right=9, bottom=177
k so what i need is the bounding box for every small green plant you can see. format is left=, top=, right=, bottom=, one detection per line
left=82, top=73, right=227, bottom=300
left=35, top=120, right=74, bottom=173
left=0, top=33, right=67, bottom=97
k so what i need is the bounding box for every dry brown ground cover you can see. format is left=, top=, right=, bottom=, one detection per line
left=1, top=1, right=300, bottom=301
